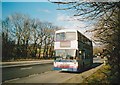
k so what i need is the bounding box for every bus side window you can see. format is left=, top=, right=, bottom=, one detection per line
left=82, top=55, right=84, bottom=59
left=83, top=51, right=86, bottom=59
left=79, top=50, right=82, bottom=58
left=76, top=50, right=80, bottom=60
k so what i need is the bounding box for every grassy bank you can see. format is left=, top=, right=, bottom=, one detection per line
left=62, top=64, right=111, bottom=84
left=83, top=65, right=111, bottom=84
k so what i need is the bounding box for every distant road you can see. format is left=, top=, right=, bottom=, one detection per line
left=1, top=60, right=53, bottom=68
left=93, top=57, right=104, bottom=63
left=2, top=57, right=104, bottom=83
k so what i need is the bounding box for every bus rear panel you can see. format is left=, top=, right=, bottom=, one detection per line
left=53, top=60, right=79, bottom=72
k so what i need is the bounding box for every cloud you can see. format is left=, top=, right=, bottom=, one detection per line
left=43, top=9, right=51, bottom=13
left=57, top=14, right=71, bottom=21
left=57, top=13, right=81, bottom=21
left=57, top=13, right=86, bottom=30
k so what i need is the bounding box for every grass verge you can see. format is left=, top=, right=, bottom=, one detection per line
left=83, top=65, right=111, bottom=84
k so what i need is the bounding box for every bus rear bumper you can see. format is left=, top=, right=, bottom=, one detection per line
left=53, top=67, right=79, bottom=72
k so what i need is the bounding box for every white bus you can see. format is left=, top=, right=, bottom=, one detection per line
left=53, top=29, right=93, bottom=72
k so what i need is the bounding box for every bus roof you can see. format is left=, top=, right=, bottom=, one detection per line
left=55, top=29, right=79, bottom=33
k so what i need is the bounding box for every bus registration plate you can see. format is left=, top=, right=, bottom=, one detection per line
left=62, top=69, right=68, bottom=71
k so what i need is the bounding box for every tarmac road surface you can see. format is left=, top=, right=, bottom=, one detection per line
left=2, top=57, right=104, bottom=83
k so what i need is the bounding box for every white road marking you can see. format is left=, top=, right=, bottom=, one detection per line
left=4, top=78, right=20, bottom=83
left=20, top=67, right=32, bottom=70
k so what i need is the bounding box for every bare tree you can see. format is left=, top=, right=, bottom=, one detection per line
left=93, top=11, right=120, bottom=82
left=29, top=20, right=57, bottom=59
left=2, top=13, right=61, bottom=61
left=2, top=17, right=16, bottom=61
left=50, top=1, right=119, bottom=19
left=5, top=13, right=32, bottom=59
left=30, top=19, right=41, bottom=58
left=39, top=22, right=55, bottom=59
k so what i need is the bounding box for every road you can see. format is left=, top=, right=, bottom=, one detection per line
left=2, top=63, right=53, bottom=82
left=2, top=57, right=104, bottom=83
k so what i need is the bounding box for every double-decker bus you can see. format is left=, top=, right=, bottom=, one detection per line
left=53, top=29, right=93, bottom=72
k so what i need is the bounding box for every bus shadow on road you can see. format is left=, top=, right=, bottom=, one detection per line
left=91, top=62, right=103, bottom=68
left=82, top=62, right=103, bottom=72
left=60, top=62, right=103, bottom=74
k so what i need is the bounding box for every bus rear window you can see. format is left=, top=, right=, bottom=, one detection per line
left=56, top=32, right=76, bottom=41
left=66, top=32, right=76, bottom=40
left=55, top=49, right=76, bottom=58
left=56, top=32, right=65, bottom=41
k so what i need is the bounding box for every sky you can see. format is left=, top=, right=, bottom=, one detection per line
left=2, top=1, right=91, bottom=31
left=1, top=1, right=94, bottom=43
left=0, top=2, right=1, bottom=19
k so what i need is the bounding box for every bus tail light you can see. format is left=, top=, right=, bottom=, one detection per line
left=54, top=62, right=57, bottom=67
left=74, top=62, right=78, bottom=67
